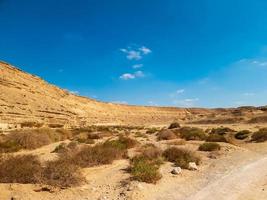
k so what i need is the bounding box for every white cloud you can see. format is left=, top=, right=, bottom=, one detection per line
left=119, top=73, right=135, bottom=80
left=120, top=45, right=151, bottom=60
left=132, top=64, right=143, bottom=69
left=139, top=46, right=152, bottom=55
left=119, top=71, right=145, bottom=80
left=251, top=60, right=267, bottom=67
left=134, top=70, right=145, bottom=78
left=176, top=89, right=185, bottom=94
left=173, top=98, right=199, bottom=107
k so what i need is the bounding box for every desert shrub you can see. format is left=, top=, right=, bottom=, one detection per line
left=179, top=127, right=206, bottom=141
left=166, top=139, right=186, bottom=146
left=168, top=122, right=181, bottom=129
left=198, top=142, right=221, bottom=151
left=130, top=156, right=162, bottom=184
left=52, top=143, right=68, bottom=153
left=71, top=143, right=127, bottom=168
left=76, top=137, right=95, bottom=144
left=0, top=155, right=42, bottom=184
left=21, top=121, right=43, bottom=128
left=0, top=140, right=22, bottom=153
left=163, top=147, right=200, bottom=169
left=42, top=158, right=85, bottom=187
left=134, top=132, right=148, bottom=138
left=157, top=129, right=177, bottom=140
left=251, top=128, right=267, bottom=142
left=235, top=130, right=250, bottom=140
left=206, top=134, right=227, bottom=142
left=104, top=135, right=137, bottom=149
left=210, top=127, right=234, bottom=135
left=8, top=130, right=52, bottom=149
left=139, top=144, right=162, bottom=160
left=146, top=128, right=158, bottom=134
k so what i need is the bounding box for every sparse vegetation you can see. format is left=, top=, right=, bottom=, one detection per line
left=42, top=158, right=85, bottom=187
left=0, top=155, right=42, bottom=184
left=198, top=142, right=221, bottom=151
left=157, top=129, right=177, bottom=140
left=235, top=130, right=250, bottom=140
left=168, top=122, right=180, bottom=129
left=179, top=127, right=206, bottom=141
left=163, top=147, right=201, bottom=169
left=206, top=134, right=227, bottom=142
left=146, top=127, right=158, bottom=134
left=210, top=127, right=234, bottom=135
left=251, top=128, right=267, bottom=142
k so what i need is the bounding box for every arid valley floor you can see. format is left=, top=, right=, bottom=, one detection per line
left=0, top=61, right=267, bottom=200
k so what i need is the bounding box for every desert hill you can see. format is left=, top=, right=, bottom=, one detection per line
left=0, top=61, right=266, bottom=130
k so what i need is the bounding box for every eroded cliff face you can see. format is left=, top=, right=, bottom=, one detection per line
left=1, top=61, right=266, bottom=130
left=0, top=61, right=198, bottom=129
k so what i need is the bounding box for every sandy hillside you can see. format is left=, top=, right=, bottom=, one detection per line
left=1, top=61, right=267, bottom=130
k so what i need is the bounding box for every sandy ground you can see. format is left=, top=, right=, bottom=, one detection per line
left=0, top=124, right=267, bottom=200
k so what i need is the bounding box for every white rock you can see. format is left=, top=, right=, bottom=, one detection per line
left=171, top=167, right=182, bottom=175
left=188, top=162, right=198, bottom=170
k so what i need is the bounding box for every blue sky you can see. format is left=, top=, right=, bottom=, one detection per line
left=1, top=0, right=267, bottom=108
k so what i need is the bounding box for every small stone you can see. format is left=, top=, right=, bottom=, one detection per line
left=188, top=162, right=198, bottom=170
left=171, top=167, right=182, bottom=175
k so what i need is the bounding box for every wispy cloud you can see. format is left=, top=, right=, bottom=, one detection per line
left=139, top=46, right=152, bottom=55
left=119, top=73, right=136, bottom=80
left=132, top=64, right=143, bottom=69
left=148, top=101, right=158, bottom=106
left=119, top=71, right=145, bottom=80
left=176, top=89, right=185, bottom=94
left=173, top=98, right=199, bottom=107
left=120, top=45, right=152, bottom=60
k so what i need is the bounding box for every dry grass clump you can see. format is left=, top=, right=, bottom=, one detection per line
left=210, top=127, right=234, bottom=135
left=138, top=144, right=162, bottom=160
left=146, top=127, right=158, bottom=134
left=0, top=155, right=42, bottom=184
left=206, top=134, right=227, bottom=142
left=157, top=129, right=177, bottom=140
left=198, top=142, right=221, bottom=151
left=251, top=128, right=267, bottom=142
left=0, top=128, right=72, bottom=153
left=179, top=127, right=206, bottom=141
left=134, top=132, right=148, bottom=138
left=21, top=121, right=43, bottom=128
left=42, top=158, right=85, bottom=188
left=166, top=139, right=186, bottom=146
left=235, top=130, right=250, bottom=140
left=163, top=147, right=201, bottom=169
left=168, top=122, right=180, bottom=129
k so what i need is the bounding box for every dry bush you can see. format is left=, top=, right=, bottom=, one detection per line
left=8, top=130, right=52, bottom=150
left=179, top=127, right=206, bottom=141
left=210, top=127, right=234, bottom=135
left=0, top=140, right=22, bottom=153
left=139, top=144, right=162, bottom=160
left=235, top=130, right=250, bottom=140
left=206, top=134, right=227, bottom=142
left=42, top=158, right=85, bottom=188
left=251, top=128, right=267, bottom=142
left=163, top=147, right=201, bottom=169
left=157, top=129, right=177, bottom=140
left=146, top=128, right=158, bottom=134
left=168, top=122, right=180, bottom=129
left=21, top=121, right=43, bottom=128
left=198, top=142, right=221, bottom=151
left=134, top=132, right=148, bottom=138
left=0, top=155, right=42, bottom=184
left=166, top=139, right=186, bottom=146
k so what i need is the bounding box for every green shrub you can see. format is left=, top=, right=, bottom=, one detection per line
left=235, top=130, right=250, bottom=140
left=163, top=147, right=200, bottom=169
left=179, top=127, right=206, bottom=141
left=251, top=128, right=267, bottom=142
left=130, top=156, right=162, bottom=184
left=198, top=142, right=221, bottom=151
